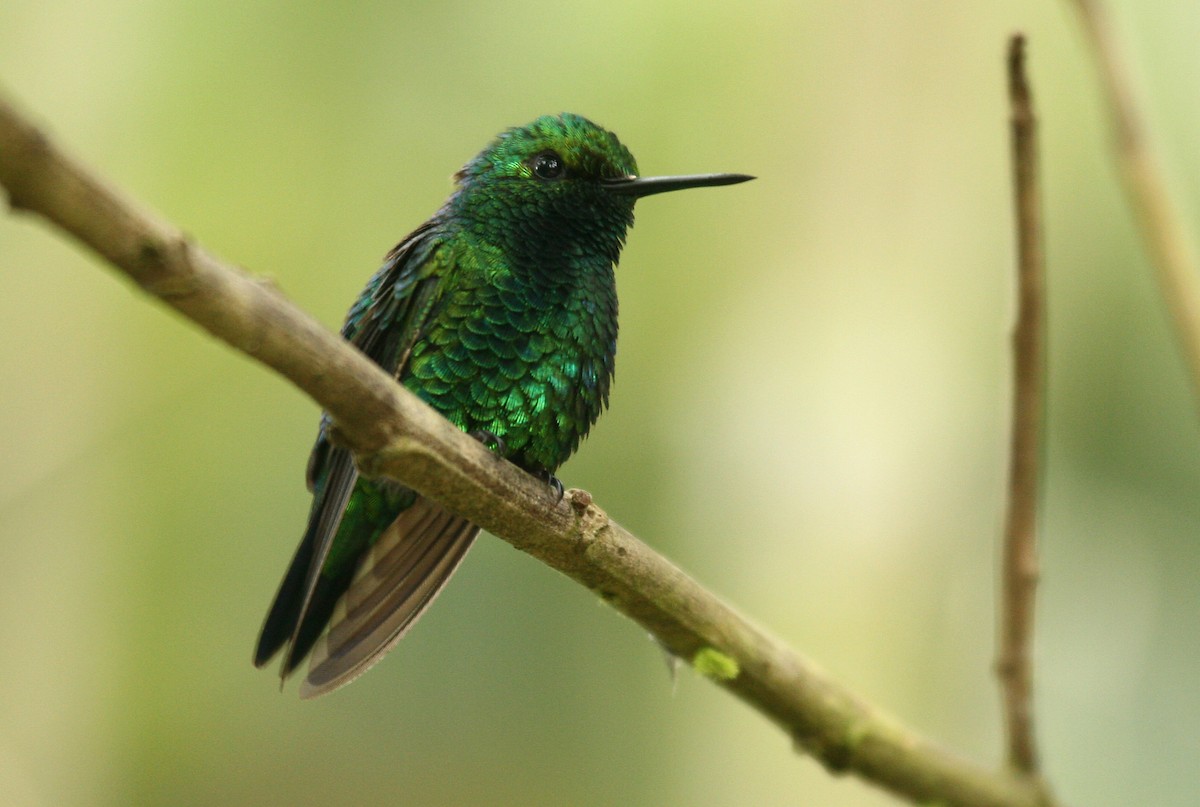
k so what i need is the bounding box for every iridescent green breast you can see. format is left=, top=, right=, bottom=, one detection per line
left=402, top=242, right=618, bottom=473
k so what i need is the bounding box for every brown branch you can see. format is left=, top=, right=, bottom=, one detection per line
left=1067, top=0, right=1200, bottom=409
left=0, top=91, right=1058, bottom=807
left=997, top=34, right=1045, bottom=779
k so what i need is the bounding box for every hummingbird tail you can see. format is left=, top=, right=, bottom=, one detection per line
left=253, top=523, right=318, bottom=669
left=298, top=497, right=479, bottom=698
left=253, top=447, right=358, bottom=672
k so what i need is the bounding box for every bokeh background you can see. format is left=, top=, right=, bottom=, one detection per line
left=2, top=2, right=1198, bottom=805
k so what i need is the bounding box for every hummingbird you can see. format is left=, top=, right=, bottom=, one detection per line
left=254, top=113, right=752, bottom=697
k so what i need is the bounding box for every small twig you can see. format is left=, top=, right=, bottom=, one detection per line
left=997, top=34, right=1044, bottom=778
left=1067, top=0, right=1200, bottom=410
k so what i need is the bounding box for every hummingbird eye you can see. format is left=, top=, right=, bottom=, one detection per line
left=531, top=152, right=565, bottom=180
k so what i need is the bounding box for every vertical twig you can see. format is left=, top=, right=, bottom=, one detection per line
left=1068, top=0, right=1200, bottom=409
left=998, top=34, right=1044, bottom=776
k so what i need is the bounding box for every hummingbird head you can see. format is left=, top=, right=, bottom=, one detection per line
left=447, top=113, right=752, bottom=264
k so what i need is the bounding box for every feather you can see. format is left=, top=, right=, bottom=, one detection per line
left=254, top=225, right=449, bottom=679
left=300, top=497, right=478, bottom=697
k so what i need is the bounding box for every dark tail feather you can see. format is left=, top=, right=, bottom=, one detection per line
left=254, top=524, right=360, bottom=677
left=254, top=445, right=359, bottom=673
left=253, top=524, right=318, bottom=668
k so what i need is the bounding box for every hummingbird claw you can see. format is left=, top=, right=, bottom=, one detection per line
left=535, top=470, right=565, bottom=502
left=470, top=429, right=508, bottom=457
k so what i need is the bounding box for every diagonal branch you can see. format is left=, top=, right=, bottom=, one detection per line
left=997, top=34, right=1045, bottom=778
left=1067, top=0, right=1200, bottom=409
left=0, top=91, right=1055, bottom=807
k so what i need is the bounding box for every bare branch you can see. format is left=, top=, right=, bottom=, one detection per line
left=997, top=34, right=1045, bottom=779
left=0, top=91, right=1056, bottom=807
left=1067, top=0, right=1200, bottom=408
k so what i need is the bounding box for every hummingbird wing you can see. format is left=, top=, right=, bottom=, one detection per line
left=254, top=223, right=449, bottom=673
left=299, top=497, right=479, bottom=697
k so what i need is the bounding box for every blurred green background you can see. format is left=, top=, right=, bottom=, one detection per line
left=2, top=1, right=1198, bottom=805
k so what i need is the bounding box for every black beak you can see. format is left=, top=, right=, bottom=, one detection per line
left=601, top=172, right=754, bottom=198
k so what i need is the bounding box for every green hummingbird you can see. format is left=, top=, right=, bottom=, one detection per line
left=254, top=113, right=752, bottom=697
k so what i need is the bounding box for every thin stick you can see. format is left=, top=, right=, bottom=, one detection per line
left=997, top=34, right=1044, bottom=776
left=1068, top=0, right=1200, bottom=409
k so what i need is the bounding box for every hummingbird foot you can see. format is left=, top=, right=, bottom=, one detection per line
left=535, top=469, right=565, bottom=502
left=469, top=429, right=508, bottom=457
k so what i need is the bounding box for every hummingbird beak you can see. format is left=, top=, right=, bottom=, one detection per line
left=600, top=172, right=754, bottom=198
